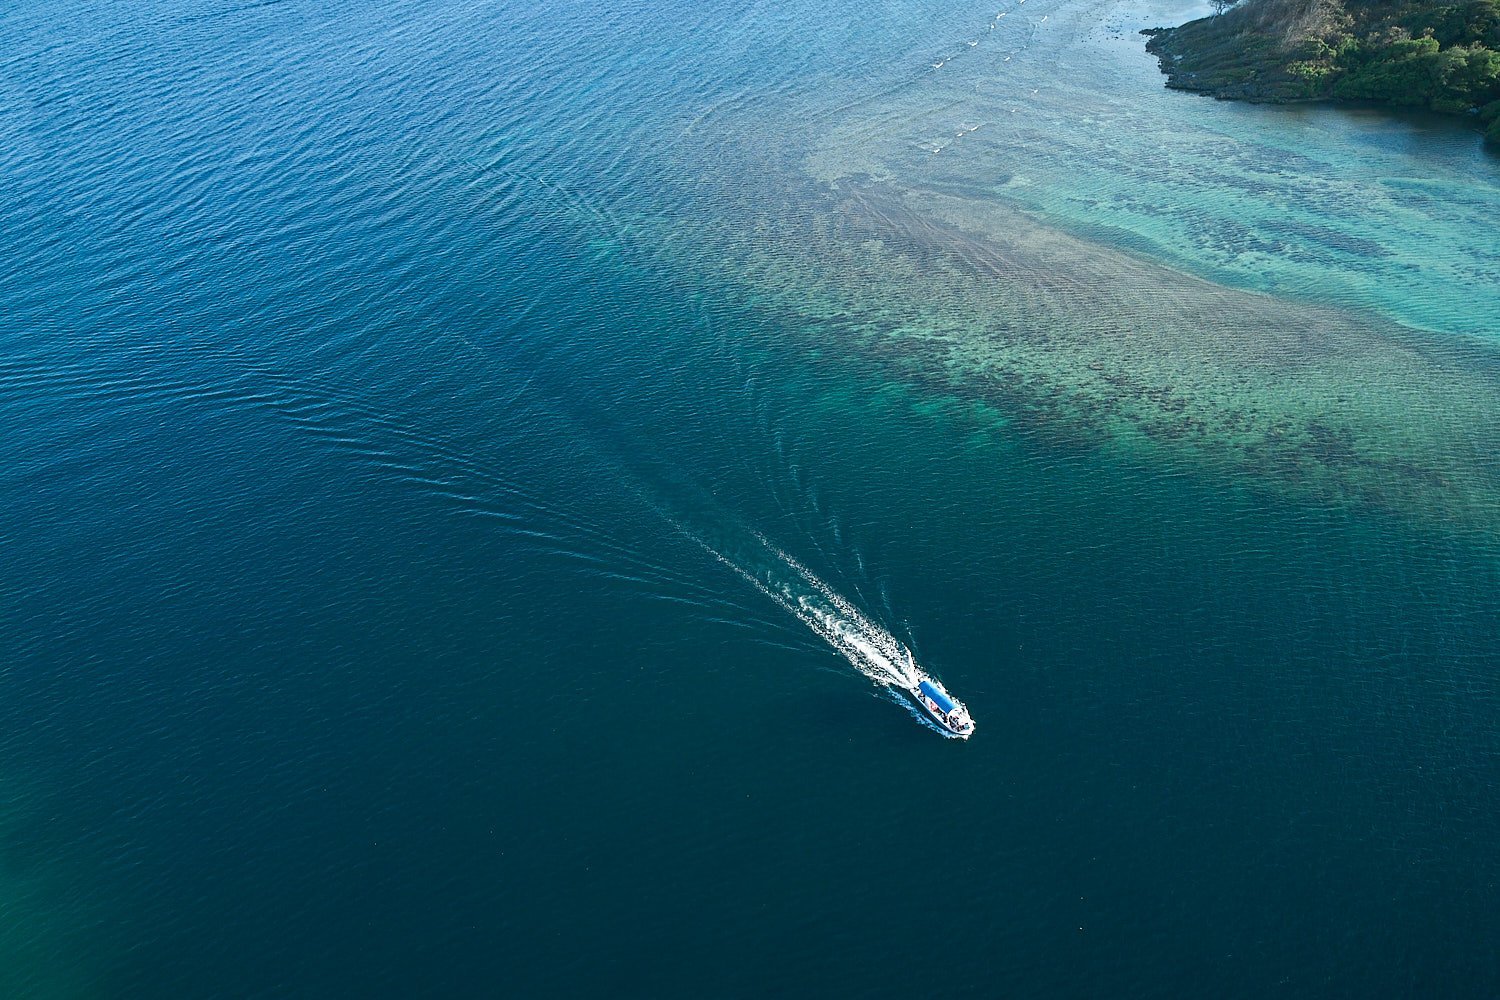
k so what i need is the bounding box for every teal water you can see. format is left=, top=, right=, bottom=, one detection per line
left=2, top=0, right=1498, bottom=995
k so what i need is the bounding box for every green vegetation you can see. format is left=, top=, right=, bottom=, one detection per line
left=1145, top=0, right=1500, bottom=148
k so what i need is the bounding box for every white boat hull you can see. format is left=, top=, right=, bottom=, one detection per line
left=907, top=684, right=975, bottom=739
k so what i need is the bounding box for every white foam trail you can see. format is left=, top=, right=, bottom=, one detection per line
left=686, top=527, right=928, bottom=694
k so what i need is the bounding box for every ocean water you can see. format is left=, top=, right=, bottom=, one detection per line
left=2, top=0, right=1498, bottom=995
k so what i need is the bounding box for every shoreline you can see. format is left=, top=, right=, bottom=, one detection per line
left=1140, top=2, right=1500, bottom=151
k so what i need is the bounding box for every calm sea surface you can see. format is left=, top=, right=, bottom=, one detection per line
left=2, top=0, right=1498, bottom=995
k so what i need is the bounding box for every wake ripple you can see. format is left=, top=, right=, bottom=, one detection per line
left=686, top=527, right=929, bottom=697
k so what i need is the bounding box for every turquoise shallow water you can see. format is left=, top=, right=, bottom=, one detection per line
left=2, top=0, right=1498, bottom=996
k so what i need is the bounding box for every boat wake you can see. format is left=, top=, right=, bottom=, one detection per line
left=684, top=526, right=968, bottom=735
left=690, top=531, right=914, bottom=688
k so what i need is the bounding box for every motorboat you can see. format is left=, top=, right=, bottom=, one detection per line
left=910, top=678, right=975, bottom=738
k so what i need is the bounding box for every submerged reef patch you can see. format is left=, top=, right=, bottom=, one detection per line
left=663, top=141, right=1500, bottom=537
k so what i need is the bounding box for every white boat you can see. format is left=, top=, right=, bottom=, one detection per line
left=910, top=678, right=975, bottom=738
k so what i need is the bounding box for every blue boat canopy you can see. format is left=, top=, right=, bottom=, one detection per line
left=919, top=680, right=956, bottom=713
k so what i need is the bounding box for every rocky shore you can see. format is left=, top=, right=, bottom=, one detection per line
left=1143, top=0, right=1500, bottom=148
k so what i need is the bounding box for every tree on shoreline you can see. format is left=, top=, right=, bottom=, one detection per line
left=1150, top=0, right=1500, bottom=147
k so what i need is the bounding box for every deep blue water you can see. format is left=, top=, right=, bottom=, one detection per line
left=2, top=0, right=1499, bottom=996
